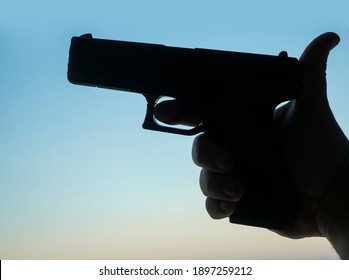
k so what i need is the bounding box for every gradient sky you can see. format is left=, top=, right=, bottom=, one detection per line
left=1, top=0, right=348, bottom=259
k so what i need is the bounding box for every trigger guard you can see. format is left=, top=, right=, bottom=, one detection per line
left=142, top=95, right=203, bottom=136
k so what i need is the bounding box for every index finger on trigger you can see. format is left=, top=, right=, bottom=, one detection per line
left=154, top=99, right=201, bottom=126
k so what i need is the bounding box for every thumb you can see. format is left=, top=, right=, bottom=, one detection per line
left=300, top=32, right=340, bottom=68
left=299, top=32, right=340, bottom=104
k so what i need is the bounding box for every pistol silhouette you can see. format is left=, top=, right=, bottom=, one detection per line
left=67, top=34, right=300, bottom=230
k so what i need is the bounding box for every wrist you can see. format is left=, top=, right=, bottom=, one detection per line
left=316, top=150, right=349, bottom=259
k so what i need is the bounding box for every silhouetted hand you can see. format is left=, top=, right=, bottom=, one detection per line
left=154, top=33, right=349, bottom=258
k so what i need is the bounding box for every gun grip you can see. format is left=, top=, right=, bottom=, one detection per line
left=202, top=95, right=299, bottom=230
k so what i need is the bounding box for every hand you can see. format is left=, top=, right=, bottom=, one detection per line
left=154, top=33, right=349, bottom=242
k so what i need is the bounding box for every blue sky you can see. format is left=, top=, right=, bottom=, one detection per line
left=1, top=0, right=348, bottom=259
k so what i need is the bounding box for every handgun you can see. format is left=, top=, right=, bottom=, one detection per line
left=67, top=33, right=300, bottom=230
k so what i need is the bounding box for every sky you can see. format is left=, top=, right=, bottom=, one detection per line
left=1, top=0, right=348, bottom=259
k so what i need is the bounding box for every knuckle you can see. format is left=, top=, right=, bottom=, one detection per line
left=199, top=169, right=207, bottom=188
left=192, top=134, right=207, bottom=166
left=205, top=198, right=220, bottom=219
left=192, top=134, right=234, bottom=172
left=205, top=198, right=233, bottom=219
left=200, top=170, right=238, bottom=200
left=200, top=170, right=217, bottom=196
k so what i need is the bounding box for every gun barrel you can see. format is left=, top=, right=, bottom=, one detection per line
left=68, top=34, right=299, bottom=103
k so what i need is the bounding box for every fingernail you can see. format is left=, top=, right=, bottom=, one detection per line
left=331, top=33, right=340, bottom=49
